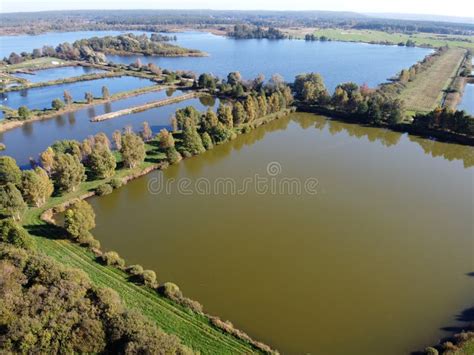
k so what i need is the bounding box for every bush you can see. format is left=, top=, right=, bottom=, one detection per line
left=0, top=218, right=33, bottom=249
left=126, top=264, right=144, bottom=276
left=142, top=270, right=157, bottom=287
left=158, top=282, right=182, bottom=299
left=95, top=184, right=113, bottom=196
left=78, top=235, right=101, bottom=249
left=109, top=177, right=123, bottom=189
left=100, top=251, right=125, bottom=268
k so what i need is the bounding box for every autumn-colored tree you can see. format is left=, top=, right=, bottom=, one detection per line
left=63, top=90, right=73, bottom=106
left=40, top=147, right=55, bottom=175
left=141, top=121, right=153, bottom=142
left=120, top=132, right=146, bottom=168
left=85, top=92, right=94, bottom=104
left=244, top=96, right=257, bottom=122
left=81, top=138, right=93, bottom=161
left=217, top=103, right=233, bottom=128
left=94, top=133, right=110, bottom=149
left=257, top=94, right=267, bottom=117
left=157, top=129, right=182, bottom=164
left=102, top=86, right=110, bottom=100
left=20, top=167, right=54, bottom=207
left=170, top=116, right=178, bottom=132
left=232, top=102, right=246, bottom=125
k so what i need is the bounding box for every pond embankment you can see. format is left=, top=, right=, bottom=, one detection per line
left=91, top=91, right=203, bottom=122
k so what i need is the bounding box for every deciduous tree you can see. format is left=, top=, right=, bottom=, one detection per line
left=51, top=153, right=85, bottom=193
left=20, top=167, right=53, bottom=207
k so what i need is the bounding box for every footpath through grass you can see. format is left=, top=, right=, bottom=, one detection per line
left=398, top=47, right=466, bottom=113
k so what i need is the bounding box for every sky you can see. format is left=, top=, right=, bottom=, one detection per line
left=0, top=0, right=472, bottom=18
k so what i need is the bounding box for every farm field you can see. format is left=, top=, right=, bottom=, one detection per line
left=308, top=28, right=474, bottom=50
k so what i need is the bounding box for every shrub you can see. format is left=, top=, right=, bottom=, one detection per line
left=109, top=177, right=123, bottom=189
left=142, top=270, right=157, bottom=287
left=78, top=235, right=101, bottom=249
left=100, top=251, right=125, bottom=268
left=159, top=282, right=182, bottom=299
left=95, top=184, right=113, bottom=196
left=0, top=218, right=33, bottom=249
left=126, top=264, right=144, bottom=276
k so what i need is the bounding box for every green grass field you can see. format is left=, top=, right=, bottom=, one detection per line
left=311, top=28, right=474, bottom=50
left=398, top=47, right=466, bottom=113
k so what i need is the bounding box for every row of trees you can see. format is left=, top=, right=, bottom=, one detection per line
left=195, top=71, right=293, bottom=102
left=0, top=126, right=150, bottom=223
left=413, top=107, right=474, bottom=136
left=227, top=25, right=287, bottom=39
left=17, top=86, right=111, bottom=119
left=294, top=73, right=404, bottom=125
left=160, top=90, right=291, bottom=161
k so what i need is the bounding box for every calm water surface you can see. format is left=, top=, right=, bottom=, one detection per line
left=458, top=84, right=474, bottom=114
left=0, top=91, right=218, bottom=167
left=1, top=76, right=154, bottom=110
left=89, top=114, right=473, bottom=354
left=14, top=66, right=105, bottom=83
left=1, top=30, right=431, bottom=90
left=108, top=31, right=432, bottom=89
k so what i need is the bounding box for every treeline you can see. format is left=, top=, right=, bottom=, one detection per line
left=379, top=47, right=449, bottom=97
left=227, top=25, right=287, bottom=39
left=294, top=73, right=404, bottom=125
left=4, top=33, right=202, bottom=65
left=0, top=241, right=190, bottom=353
left=1, top=10, right=473, bottom=37
left=194, top=71, right=293, bottom=103
left=73, top=33, right=202, bottom=56
left=413, top=107, right=474, bottom=136
left=353, top=20, right=474, bottom=36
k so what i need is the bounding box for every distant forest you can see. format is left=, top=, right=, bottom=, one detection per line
left=0, top=10, right=473, bottom=36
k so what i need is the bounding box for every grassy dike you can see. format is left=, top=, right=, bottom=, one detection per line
left=20, top=109, right=293, bottom=354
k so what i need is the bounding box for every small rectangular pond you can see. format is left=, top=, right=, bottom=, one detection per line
left=13, top=65, right=106, bottom=83
left=0, top=75, right=155, bottom=110
left=458, top=83, right=474, bottom=114
left=0, top=91, right=219, bottom=167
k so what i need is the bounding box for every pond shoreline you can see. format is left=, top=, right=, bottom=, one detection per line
left=298, top=104, right=474, bottom=146
left=31, top=108, right=294, bottom=354
left=0, top=84, right=170, bottom=134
